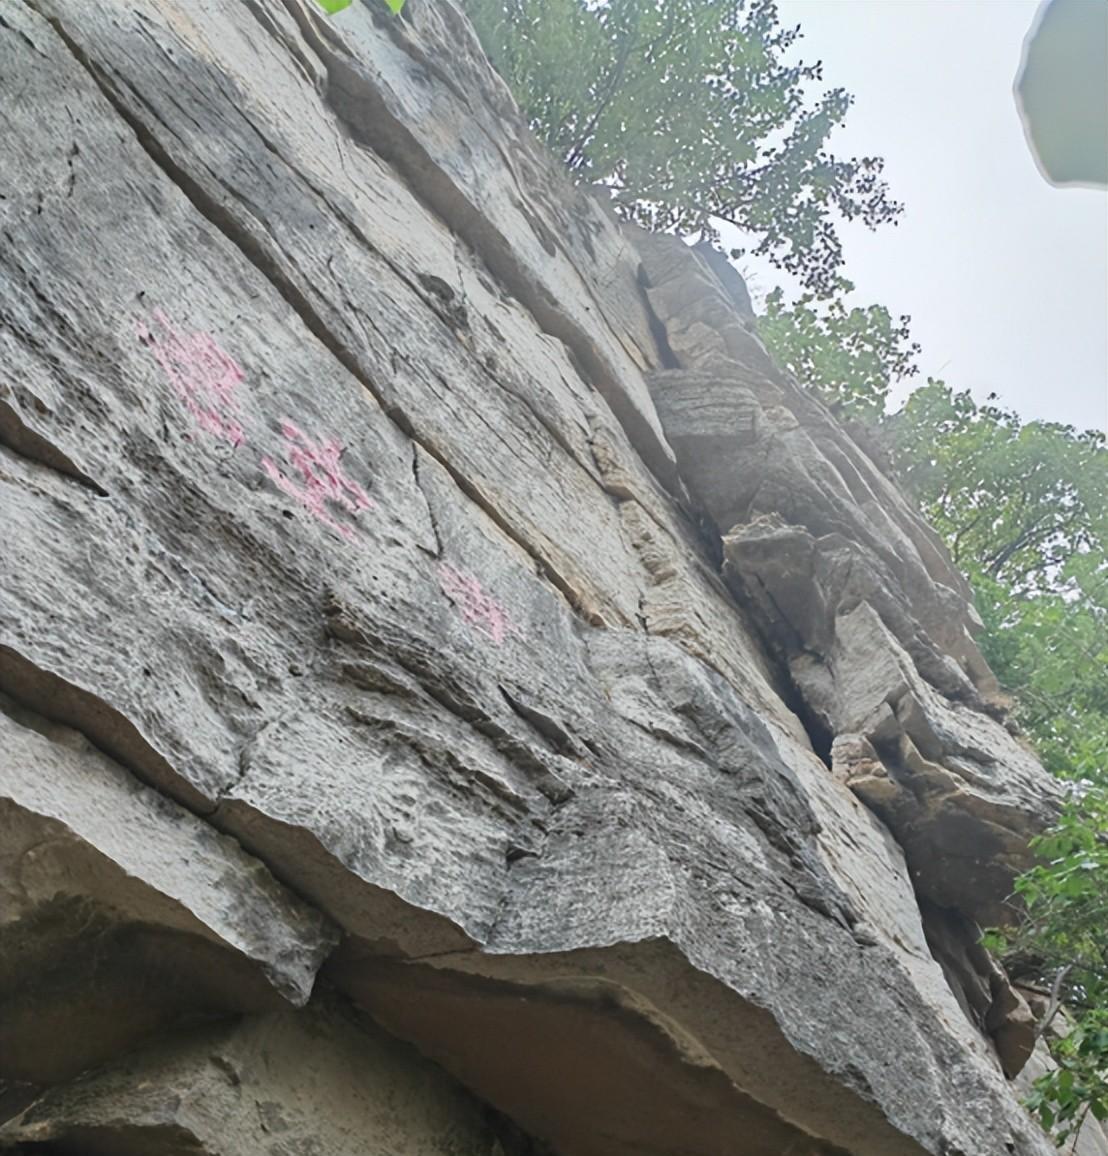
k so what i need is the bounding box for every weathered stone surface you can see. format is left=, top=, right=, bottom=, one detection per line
left=636, top=229, right=996, bottom=689
left=920, top=900, right=1036, bottom=1079
left=0, top=994, right=512, bottom=1155
left=0, top=695, right=334, bottom=1086
left=0, top=1, right=1064, bottom=1153
left=729, top=531, right=1059, bottom=927
left=631, top=232, right=1060, bottom=938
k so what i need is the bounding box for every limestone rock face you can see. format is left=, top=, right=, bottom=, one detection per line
left=634, top=227, right=1062, bottom=917
left=0, top=2, right=1064, bottom=1154
left=0, top=996, right=511, bottom=1155
left=0, top=696, right=335, bottom=1088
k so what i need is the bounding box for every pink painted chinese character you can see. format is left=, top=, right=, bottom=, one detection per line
left=261, top=419, right=374, bottom=539
left=438, top=562, right=519, bottom=645
left=137, top=310, right=245, bottom=447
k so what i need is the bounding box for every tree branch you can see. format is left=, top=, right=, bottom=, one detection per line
left=564, top=6, right=680, bottom=173
left=1036, top=962, right=1074, bottom=1040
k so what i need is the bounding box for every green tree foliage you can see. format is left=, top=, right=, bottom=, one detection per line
left=984, top=792, right=1108, bottom=1145
left=314, top=0, right=405, bottom=14
left=890, top=381, right=1108, bottom=785
left=892, top=382, right=1108, bottom=596
left=757, top=278, right=919, bottom=417
left=972, top=569, right=1108, bottom=784
left=463, top=0, right=901, bottom=296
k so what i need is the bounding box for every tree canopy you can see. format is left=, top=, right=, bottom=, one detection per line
left=891, top=382, right=1108, bottom=787
left=464, top=0, right=901, bottom=297
left=758, top=278, right=919, bottom=419
left=893, top=382, right=1108, bottom=597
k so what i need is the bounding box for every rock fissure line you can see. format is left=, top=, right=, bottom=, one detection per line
left=386, top=400, right=603, bottom=622
left=279, top=0, right=681, bottom=492
left=0, top=399, right=106, bottom=494
left=0, top=645, right=345, bottom=965
left=195, top=64, right=599, bottom=493
left=0, top=643, right=215, bottom=817
left=35, top=3, right=608, bottom=634
left=322, top=594, right=575, bottom=807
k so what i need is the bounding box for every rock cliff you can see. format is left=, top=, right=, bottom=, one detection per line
left=0, top=2, right=1075, bottom=1153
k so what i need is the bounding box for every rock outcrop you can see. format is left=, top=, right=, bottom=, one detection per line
left=0, top=1, right=1073, bottom=1153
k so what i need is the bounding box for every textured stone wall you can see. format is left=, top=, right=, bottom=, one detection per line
left=0, top=1, right=1077, bottom=1153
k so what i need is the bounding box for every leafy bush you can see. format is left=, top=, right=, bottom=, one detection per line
left=985, top=793, right=1108, bottom=1145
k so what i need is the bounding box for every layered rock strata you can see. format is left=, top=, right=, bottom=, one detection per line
left=0, top=1, right=1072, bottom=1154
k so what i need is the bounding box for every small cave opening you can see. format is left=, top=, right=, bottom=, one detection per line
left=784, top=681, right=834, bottom=770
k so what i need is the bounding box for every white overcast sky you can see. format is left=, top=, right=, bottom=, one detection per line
left=739, top=0, right=1107, bottom=433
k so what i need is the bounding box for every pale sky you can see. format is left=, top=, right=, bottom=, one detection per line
left=741, top=0, right=1108, bottom=433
